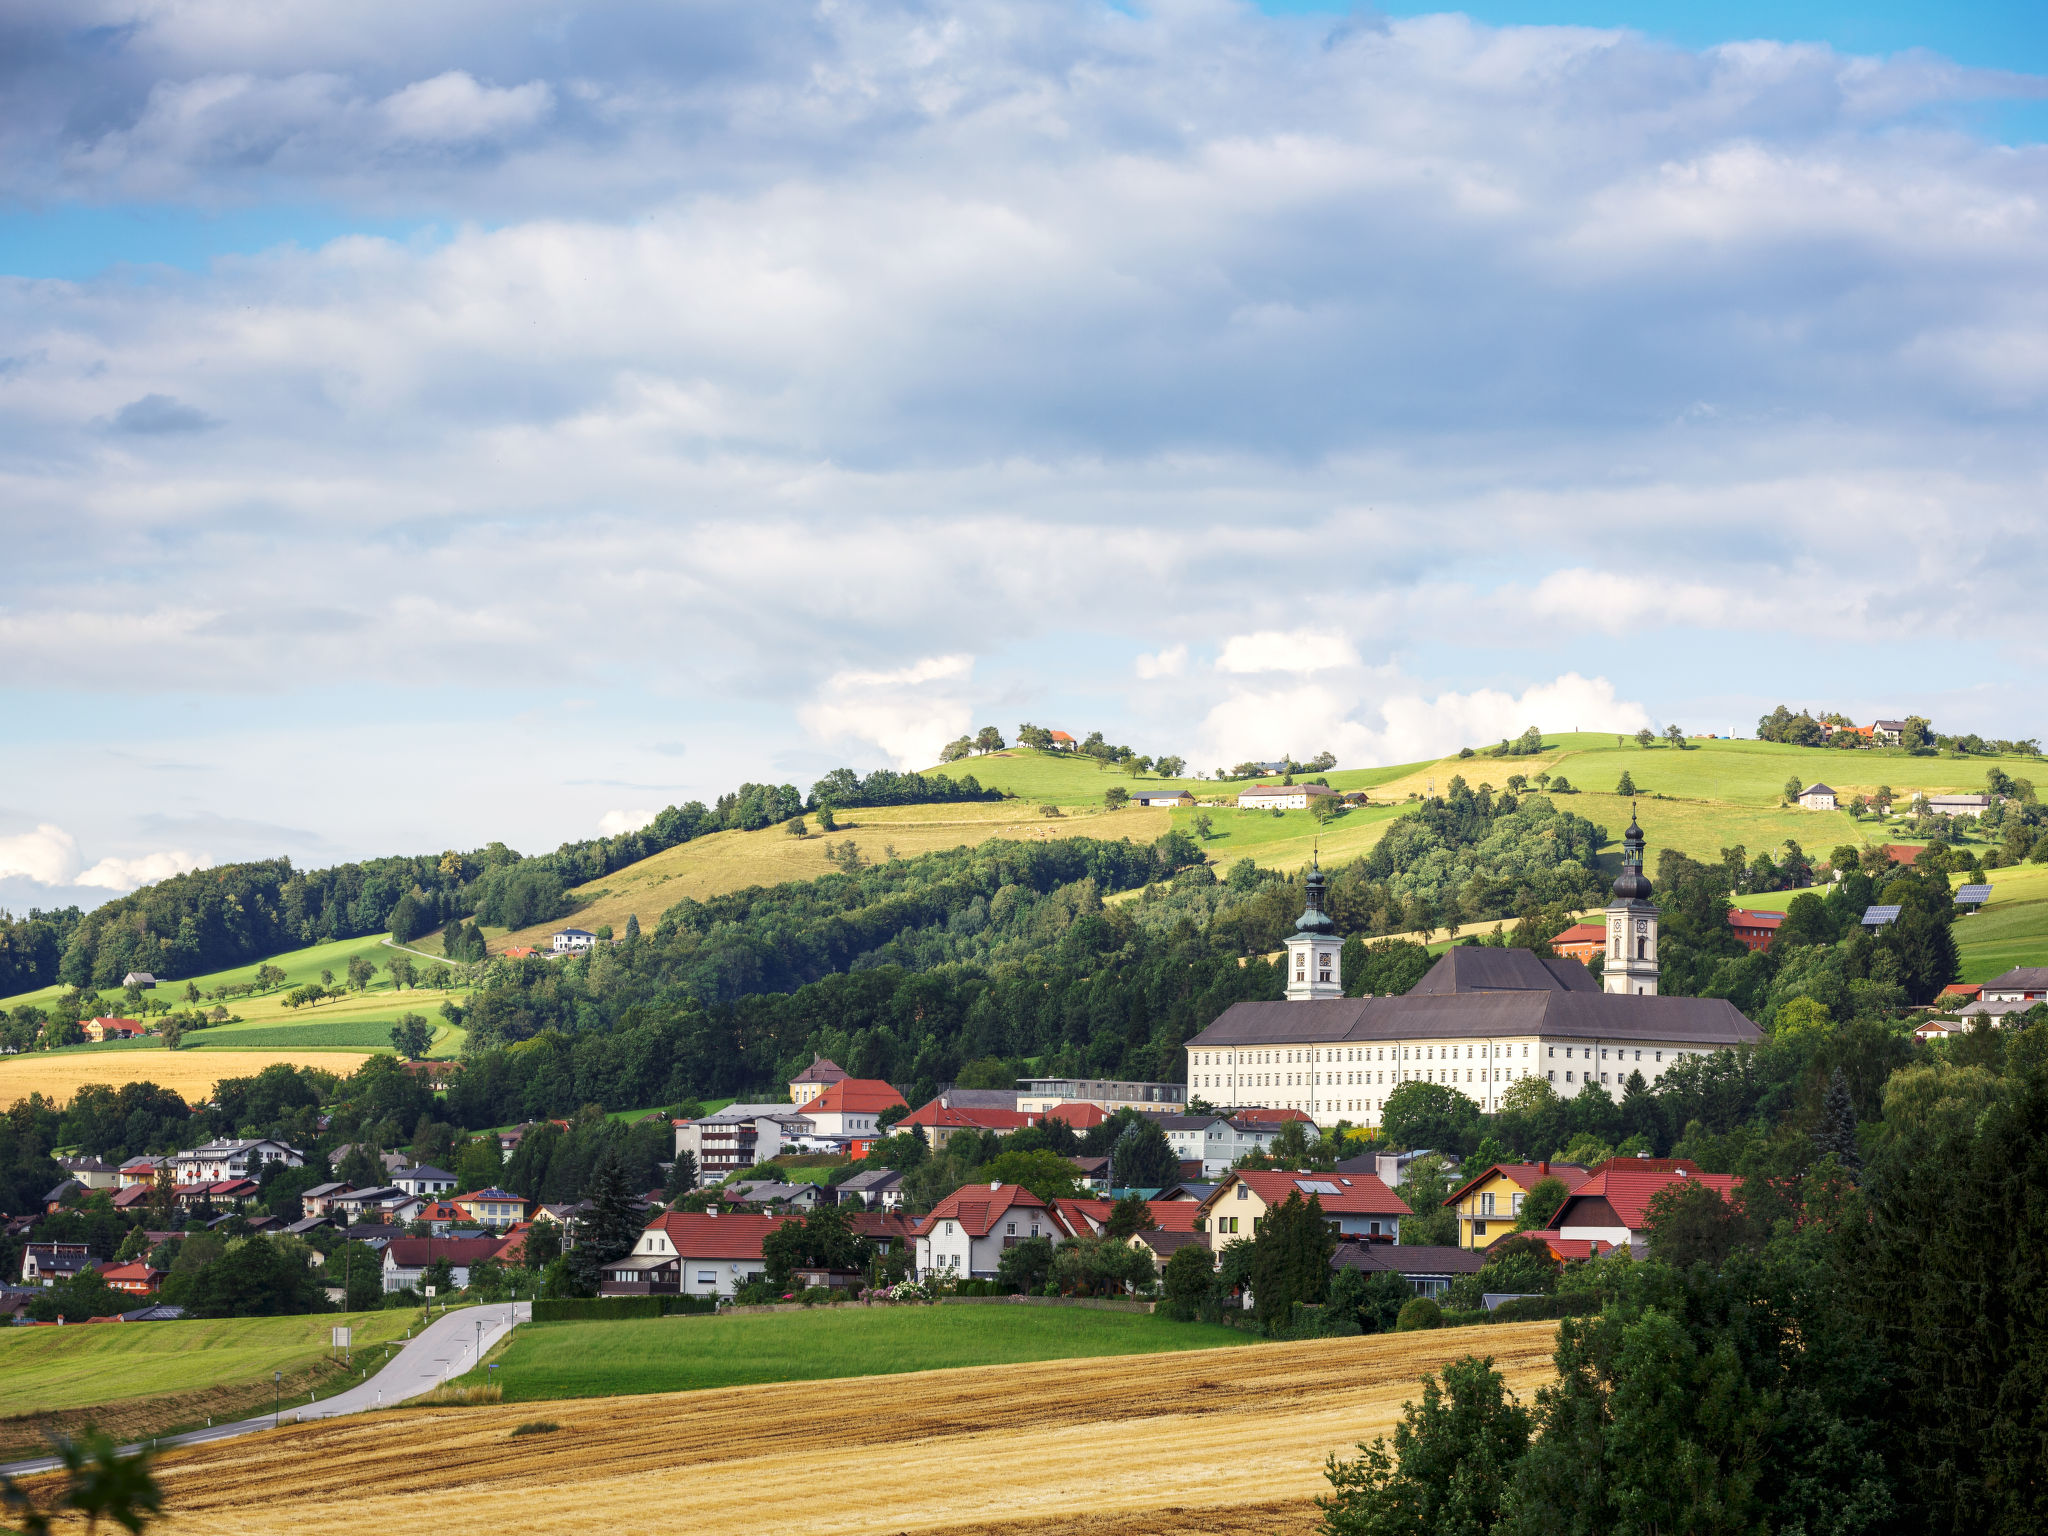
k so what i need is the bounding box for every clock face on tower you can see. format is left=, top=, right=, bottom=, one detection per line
left=1635, top=919, right=1648, bottom=934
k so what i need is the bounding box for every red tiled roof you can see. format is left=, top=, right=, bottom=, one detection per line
left=920, top=1183, right=1056, bottom=1238
left=1048, top=731, right=1075, bottom=743
left=1728, top=909, right=1784, bottom=930
left=1939, top=983, right=1983, bottom=999
left=384, top=1237, right=510, bottom=1267
left=1512, top=1230, right=1608, bottom=1261
left=1443, top=1161, right=1592, bottom=1208
left=1231, top=1107, right=1316, bottom=1125
left=1041, top=1102, right=1110, bottom=1128
left=1558, top=1163, right=1741, bottom=1231
left=897, top=1101, right=1037, bottom=1133
left=639, top=1211, right=795, bottom=1261
left=1146, top=1200, right=1204, bottom=1233
left=1552, top=923, right=1604, bottom=945
left=802, top=1078, right=908, bottom=1116
left=1218, top=1170, right=1411, bottom=1217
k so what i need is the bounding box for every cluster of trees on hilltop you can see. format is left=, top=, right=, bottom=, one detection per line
left=1757, top=704, right=2040, bottom=756
left=0, top=905, right=83, bottom=993
left=942, top=723, right=1190, bottom=778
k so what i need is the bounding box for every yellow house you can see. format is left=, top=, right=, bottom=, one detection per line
left=789, top=1055, right=848, bottom=1107
left=1443, top=1161, right=1590, bottom=1250
left=1194, top=1169, right=1410, bottom=1246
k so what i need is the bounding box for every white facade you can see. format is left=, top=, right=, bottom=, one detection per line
left=914, top=1208, right=1060, bottom=1280
left=1285, top=930, right=1343, bottom=1001
left=1161, top=1116, right=1287, bottom=1179
left=1797, top=786, right=1838, bottom=811
left=1604, top=905, right=1660, bottom=995
left=171, top=1139, right=303, bottom=1183
left=1238, top=787, right=1311, bottom=809
left=1926, top=794, right=1994, bottom=818
left=552, top=929, right=597, bottom=953
left=625, top=1227, right=766, bottom=1296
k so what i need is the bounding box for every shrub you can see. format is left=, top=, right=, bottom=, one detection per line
left=1395, top=1296, right=1444, bottom=1331
left=509, top=1421, right=559, bottom=1438
left=414, top=1384, right=502, bottom=1406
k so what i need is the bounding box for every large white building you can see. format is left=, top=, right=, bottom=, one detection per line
left=1181, top=817, right=1762, bottom=1130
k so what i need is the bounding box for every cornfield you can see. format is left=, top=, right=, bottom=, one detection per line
left=142, top=1322, right=1559, bottom=1535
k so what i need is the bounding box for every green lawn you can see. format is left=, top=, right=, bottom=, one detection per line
left=0, top=1308, right=418, bottom=1417
left=921, top=745, right=1437, bottom=808
left=460, top=1305, right=1252, bottom=1401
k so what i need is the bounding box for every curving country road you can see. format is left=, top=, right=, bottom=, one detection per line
left=0, top=1301, right=528, bottom=1478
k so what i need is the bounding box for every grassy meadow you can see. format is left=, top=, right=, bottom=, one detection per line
left=459, top=1305, right=1251, bottom=1401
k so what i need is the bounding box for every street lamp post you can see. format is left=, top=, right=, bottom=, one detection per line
left=273, top=1369, right=281, bottom=1427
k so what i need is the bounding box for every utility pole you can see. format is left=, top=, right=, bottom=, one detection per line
left=273, top=1369, right=281, bottom=1428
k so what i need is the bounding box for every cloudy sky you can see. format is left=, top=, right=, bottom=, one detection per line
left=3, top=0, right=2046, bottom=914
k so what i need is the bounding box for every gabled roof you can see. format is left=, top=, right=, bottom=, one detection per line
left=1207, top=1170, right=1410, bottom=1218
left=897, top=1100, right=1036, bottom=1133
left=791, top=1055, right=849, bottom=1085
left=453, top=1187, right=527, bottom=1205
left=1985, top=967, right=2048, bottom=990
left=1409, top=947, right=1600, bottom=995
left=1442, top=1161, right=1591, bottom=1208
left=1133, top=1229, right=1207, bottom=1259
left=801, top=1078, right=907, bottom=1116
left=1331, top=1241, right=1483, bottom=1277
left=838, top=1168, right=904, bottom=1191
left=640, top=1211, right=794, bottom=1261
left=1040, top=1102, right=1110, bottom=1128
left=1555, top=1162, right=1740, bottom=1231
left=1231, top=1107, right=1315, bottom=1126
left=383, top=1237, right=513, bottom=1267
left=1727, top=909, right=1784, bottom=929
left=920, top=1183, right=1058, bottom=1238
left=1490, top=1230, right=1606, bottom=1262
left=1801, top=783, right=1836, bottom=795
left=1550, top=923, right=1604, bottom=945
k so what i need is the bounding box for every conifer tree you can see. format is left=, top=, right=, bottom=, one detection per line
left=1814, top=1066, right=1862, bottom=1171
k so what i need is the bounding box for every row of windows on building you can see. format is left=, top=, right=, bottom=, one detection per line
left=1190, top=1044, right=1695, bottom=1068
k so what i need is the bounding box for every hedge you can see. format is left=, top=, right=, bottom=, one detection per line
left=532, top=1295, right=718, bottom=1322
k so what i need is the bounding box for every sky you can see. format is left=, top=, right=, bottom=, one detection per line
left=3, top=0, right=2047, bottom=916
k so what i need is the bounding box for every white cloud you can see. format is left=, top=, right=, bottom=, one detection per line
left=1134, top=643, right=1187, bottom=679
left=801, top=653, right=978, bottom=770
left=0, top=824, right=83, bottom=886
left=597, top=808, right=655, bottom=836
left=1215, top=630, right=1362, bottom=676
left=378, top=72, right=552, bottom=143
left=76, top=850, right=209, bottom=891
left=1199, top=672, right=1650, bottom=769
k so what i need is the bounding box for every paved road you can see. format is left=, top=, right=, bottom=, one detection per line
left=0, top=1301, right=529, bottom=1477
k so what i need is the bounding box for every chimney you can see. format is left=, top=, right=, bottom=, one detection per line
left=1539, top=1160, right=1549, bottom=1175
left=990, top=1180, right=1002, bottom=1191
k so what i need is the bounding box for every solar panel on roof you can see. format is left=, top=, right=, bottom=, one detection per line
left=1862, top=905, right=1902, bottom=926
left=1295, top=1179, right=1341, bottom=1194
left=1955, top=885, right=1993, bottom=904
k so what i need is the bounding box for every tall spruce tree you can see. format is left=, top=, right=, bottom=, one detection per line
left=569, top=1145, right=642, bottom=1290
left=1814, top=1066, right=1862, bottom=1171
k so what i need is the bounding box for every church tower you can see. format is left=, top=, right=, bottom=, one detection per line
left=1286, top=853, right=1343, bottom=1000
left=1603, top=805, right=1659, bottom=995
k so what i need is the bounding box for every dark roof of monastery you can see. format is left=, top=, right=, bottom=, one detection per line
left=1186, top=949, right=1761, bottom=1049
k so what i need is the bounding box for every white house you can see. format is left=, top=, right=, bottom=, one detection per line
left=1982, top=967, right=2048, bottom=1003
left=837, top=1168, right=906, bottom=1210
left=380, top=1237, right=506, bottom=1293
left=1926, top=794, right=1994, bottom=818
left=619, top=1211, right=791, bottom=1296
left=1236, top=783, right=1336, bottom=811
left=794, top=1078, right=906, bottom=1138
left=675, top=1105, right=816, bottom=1180
left=1129, top=789, right=1195, bottom=808
left=169, top=1139, right=304, bottom=1183
left=1157, top=1114, right=1291, bottom=1179
left=392, top=1165, right=458, bottom=1198
left=1797, top=783, right=1838, bottom=811
left=914, top=1183, right=1068, bottom=1281
left=552, top=929, right=597, bottom=953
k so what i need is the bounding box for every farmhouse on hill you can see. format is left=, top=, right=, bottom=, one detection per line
left=1128, top=788, right=1195, bottom=807
left=121, top=971, right=157, bottom=989
left=1236, top=782, right=1336, bottom=811
left=1796, top=783, right=1839, bottom=810
left=1181, top=812, right=1764, bottom=1130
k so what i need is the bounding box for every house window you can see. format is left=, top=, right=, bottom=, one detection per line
left=1474, top=1221, right=1487, bottom=1237
left=1480, top=1193, right=1496, bottom=1215
left=1566, top=1072, right=1574, bottom=1082
left=697, top=1270, right=714, bottom=1285
left=1006, top=1223, right=1015, bottom=1235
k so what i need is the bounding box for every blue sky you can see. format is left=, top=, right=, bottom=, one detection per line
left=2, top=0, right=2046, bottom=912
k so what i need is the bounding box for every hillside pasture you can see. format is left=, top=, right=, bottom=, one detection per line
left=130, top=1320, right=1559, bottom=1536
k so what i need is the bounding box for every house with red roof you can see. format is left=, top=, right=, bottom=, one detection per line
left=1194, top=1169, right=1410, bottom=1248
left=82, top=1017, right=146, bottom=1043
left=452, top=1188, right=529, bottom=1230
left=1549, top=924, right=1605, bottom=964
left=1552, top=1159, right=1741, bottom=1249
left=99, top=1261, right=164, bottom=1296
left=602, top=1210, right=797, bottom=1297
left=914, top=1183, right=1070, bottom=1281
left=895, top=1098, right=1039, bottom=1152
left=380, top=1236, right=511, bottom=1294
left=1047, top=731, right=1077, bottom=752
left=798, top=1078, right=907, bottom=1137
left=1727, top=909, right=1784, bottom=953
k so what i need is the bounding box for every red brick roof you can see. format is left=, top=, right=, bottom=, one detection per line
left=1552, top=923, right=1604, bottom=945
left=1219, top=1170, right=1411, bottom=1217
left=1728, top=909, right=1784, bottom=930
left=1443, top=1161, right=1592, bottom=1208
left=1041, top=1102, right=1110, bottom=1128
left=1048, top=731, right=1075, bottom=744
left=1558, top=1163, right=1741, bottom=1231
left=919, top=1183, right=1057, bottom=1238
left=640, top=1210, right=794, bottom=1261
left=802, top=1078, right=908, bottom=1116
left=1231, top=1107, right=1316, bottom=1126
left=897, top=1100, right=1037, bottom=1133
left=385, top=1237, right=511, bottom=1267
left=1512, top=1230, right=1610, bottom=1261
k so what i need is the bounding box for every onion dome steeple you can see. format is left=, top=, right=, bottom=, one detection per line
left=1296, top=848, right=1337, bottom=935
left=1612, top=802, right=1652, bottom=900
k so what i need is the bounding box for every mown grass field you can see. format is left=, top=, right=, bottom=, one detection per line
left=0, top=1308, right=418, bottom=1458
left=132, top=1321, right=1559, bottom=1536
left=0, top=1049, right=374, bottom=1110
left=460, top=1306, right=1251, bottom=1401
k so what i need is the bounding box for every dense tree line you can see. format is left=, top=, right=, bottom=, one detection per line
left=0, top=905, right=83, bottom=993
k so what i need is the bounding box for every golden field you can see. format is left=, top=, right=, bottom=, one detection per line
left=0, top=1050, right=372, bottom=1109
left=130, top=1322, right=1558, bottom=1536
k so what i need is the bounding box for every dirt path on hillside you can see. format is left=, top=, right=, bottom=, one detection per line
left=119, top=1323, right=1557, bottom=1536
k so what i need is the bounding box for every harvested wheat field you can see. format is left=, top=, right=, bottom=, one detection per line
left=135, top=1322, right=1557, bottom=1536
left=0, top=1049, right=372, bottom=1109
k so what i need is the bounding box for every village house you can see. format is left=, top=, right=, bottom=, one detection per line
left=392, top=1165, right=459, bottom=1198
left=1926, top=794, right=1994, bottom=818
left=1047, top=731, right=1078, bottom=752
left=121, top=972, right=158, bottom=989
left=603, top=1210, right=794, bottom=1297
left=675, top=1104, right=817, bottom=1178
left=82, top=1017, right=146, bottom=1043
left=1128, top=789, right=1196, bottom=808
left=797, top=1078, right=906, bottom=1137
left=552, top=928, right=597, bottom=953
left=1727, top=909, right=1785, bottom=953
left=21, top=1243, right=96, bottom=1286
left=1545, top=1159, right=1740, bottom=1249
left=1156, top=1113, right=1292, bottom=1179
left=1442, top=1161, right=1591, bottom=1250
left=1235, top=783, right=1337, bottom=811
left=55, top=1156, right=120, bottom=1191
left=1981, top=968, right=2048, bottom=1004
left=169, top=1138, right=303, bottom=1183
left=1195, top=1169, right=1410, bottom=1246
left=1548, top=924, right=1605, bottom=963
left=1330, top=1240, right=1483, bottom=1299
left=99, top=1261, right=165, bottom=1296
left=914, top=1183, right=1068, bottom=1281
left=836, top=1168, right=906, bottom=1210
left=789, top=1054, right=850, bottom=1107
left=724, top=1180, right=827, bottom=1211
left=1182, top=816, right=1763, bottom=1129
left=1797, top=783, right=1839, bottom=811
left=381, top=1236, right=508, bottom=1293
left=451, top=1188, right=529, bottom=1229
left=893, top=1097, right=1037, bottom=1152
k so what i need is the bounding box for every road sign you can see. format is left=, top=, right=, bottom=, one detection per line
left=424, top=1286, right=437, bottom=1297
left=331, top=1326, right=352, bottom=1348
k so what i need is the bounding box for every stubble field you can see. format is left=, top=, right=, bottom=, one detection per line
left=0, top=1048, right=373, bottom=1108
left=129, top=1321, right=1559, bottom=1536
